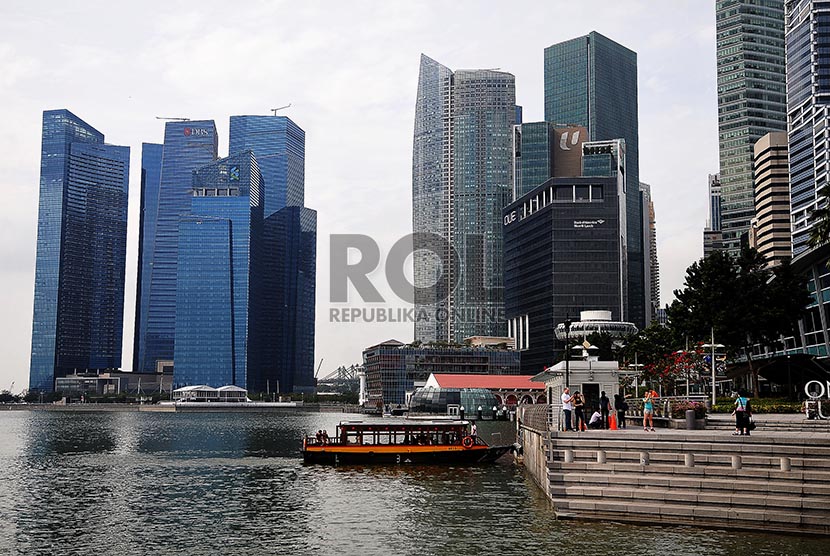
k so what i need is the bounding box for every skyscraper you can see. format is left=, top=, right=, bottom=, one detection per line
left=412, top=54, right=516, bottom=343
left=786, top=0, right=830, bottom=255
left=640, top=182, right=660, bottom=323
left=135, top=120, right=218, bottom=373
left=752, top=131, right=791, bottom=266
left=229, top=115, right=305, bottom=216
left=174, top=151, right=262, bottom=388
left=704, top=173, right=724, bottom=256
left=30, top=109, right=130, bottom=391
left=715, top=0, right=787, bottom=254
left=230, top=114, right=316, bottom=393
left=544, top=31, right=644, bottom=328
left=133, top=142, right=163, bottom=371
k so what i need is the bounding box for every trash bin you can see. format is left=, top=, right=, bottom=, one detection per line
left=685, top=409, right=696, bottom=430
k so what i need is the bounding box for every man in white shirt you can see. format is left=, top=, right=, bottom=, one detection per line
left=561, top=388, right=574, bottom=431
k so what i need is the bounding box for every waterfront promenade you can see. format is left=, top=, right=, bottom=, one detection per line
left=520, top=408, right=830, bottom=536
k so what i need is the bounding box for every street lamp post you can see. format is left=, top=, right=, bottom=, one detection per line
left=703, top=328, right=725, bottom=407
left=564, top=316, right=572, bottom=389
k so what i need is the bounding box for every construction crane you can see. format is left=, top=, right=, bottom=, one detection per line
left=315, top=358, right=324, bottom=377
left=155, top=116, right=191, bottom=121
left=271, top=104, right=292, bottom=116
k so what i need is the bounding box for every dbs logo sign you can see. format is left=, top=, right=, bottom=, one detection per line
left=183, top=127, right=210, bottom=137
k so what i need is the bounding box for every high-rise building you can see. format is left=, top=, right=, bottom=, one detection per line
left=512, top=122, right=587, bottom=200
left=174, top=151, right=262, bottom=388
left=230, top=114, right=316, bottom=394
left=253, top=206, right=317, bottom=394
left=135, top=121, right=218, bottom=373
left=229, top=115, right=305, bottom=216
left=30, top=109, right=130, bottom=391
left=640, top=182, right=660, bottom=323
left=544, top=31, right=644, bottom=329
left=715, top=0, right=787, bottom=254
left=412, top=54, right=516, bottom=343
left=704, top=173, right=725, bottom=256
left=752, top=131, right=791, bottom=266
left=133, top=142, right=163, bottom=371
left=504, top=140, right=628, bottom=373
left=787, top=0, right=830, bottom=255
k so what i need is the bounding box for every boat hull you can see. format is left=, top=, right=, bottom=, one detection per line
left=302, top=444, right=512, bottom=465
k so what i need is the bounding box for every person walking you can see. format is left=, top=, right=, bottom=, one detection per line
left=599, top=391, right=611, bottom=429
left=561, top=388, right=575, bottom=431
left=573, top=391, right=586, bottom=431
left=734, top=389, right=753, bottom=436
left=614, top=393, right=628, bottom=430
left=642, top=391, right=655, bottom=432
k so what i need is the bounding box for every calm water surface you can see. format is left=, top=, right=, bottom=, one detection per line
left=0, top=410, right=825, bottom=556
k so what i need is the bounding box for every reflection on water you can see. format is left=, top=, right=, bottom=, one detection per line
left=0, top=411, right=824, bottom=556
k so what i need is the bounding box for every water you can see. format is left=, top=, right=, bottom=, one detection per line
left=0, top=410, right=825, bottom=556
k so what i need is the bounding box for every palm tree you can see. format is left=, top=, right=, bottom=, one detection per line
left=808, top=184, right=830, bottom=248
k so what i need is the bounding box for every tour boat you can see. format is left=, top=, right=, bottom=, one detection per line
left=301, top=419, right=514, bottom=465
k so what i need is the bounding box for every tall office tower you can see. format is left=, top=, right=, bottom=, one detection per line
left=229, top=115, right=305, bottom=216
left=412, top=54, right=516, bottom=343
left=715, top=0, right=787, bottom=254
left=640, top=182, right=660, bottom=324
left=704, top=174, right=725, bottom=256
left=135, top=120, right=218, bottom=373
left=786, top=0, right=830, bottom=255
left=504, top=139, right=628, bottom=373
left=544, top=31, right=644, bottom=329
left=254, top=206, right=318, bottom=394
left=29, top=109, right=130, bottom=392
left=230, top=114, right=316, bottom=393
left=133, top=143, right=163, bottom=371
left=512, top=122, right=587, bottom=200
left=174, top=152, right=262, bottom=388
left=752, top=131, right=791, bottom=266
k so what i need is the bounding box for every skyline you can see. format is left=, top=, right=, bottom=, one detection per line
left=0, top=1, right=718, bottom=391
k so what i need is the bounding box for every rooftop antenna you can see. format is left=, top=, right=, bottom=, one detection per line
left=155, top=116, right=191, bottom=121
left=271, top=104, right=292, bottom=115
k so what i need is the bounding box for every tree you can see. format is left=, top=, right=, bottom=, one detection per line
left=808, top=184, right=830, bottom=248
left=668, top=247, right=809, bottom=396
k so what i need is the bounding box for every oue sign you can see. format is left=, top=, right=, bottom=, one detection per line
left=804, top=380, right=830, bottom=399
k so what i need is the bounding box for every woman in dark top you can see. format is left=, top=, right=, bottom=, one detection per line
left=573, top=391, right=586, bottom=432
left=614, top=393, right=628, bottom=429
left=733, top=389, right=753, bottom=436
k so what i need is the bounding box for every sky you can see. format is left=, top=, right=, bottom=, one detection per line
left=0, top=0, right=718, bottom=392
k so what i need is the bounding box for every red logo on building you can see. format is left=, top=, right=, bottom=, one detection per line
left=183, top=127, right=192, bottom=136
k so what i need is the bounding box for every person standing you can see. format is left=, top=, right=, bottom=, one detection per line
left=614, top=393, right=628, bottom=430
left=642, top=391, right=655, bottom=432
left=734, top=389, right=753, bottom=436
left=599, top=391, right=610, bottom=429
left=561, top=388, right=574, bottom=431
left=573, top=391, right=586, bottom=432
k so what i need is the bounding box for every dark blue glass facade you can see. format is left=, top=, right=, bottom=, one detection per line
left=174, top=152, right=262, bottom=388
left=229, top=115, right=305, bottom=216
left=252, top=206, right=317, bottom=394
left=136, top=121, right=217, bottom=373
left=30, top=109, right=129, bottom=391
left=133, top=142, right=163, bottom=371
left=544, top=32, right=644, bottom=329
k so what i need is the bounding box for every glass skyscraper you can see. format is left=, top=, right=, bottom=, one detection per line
left=30, top=109, right=130, bottom=391
left=133, top=142, right=163, bottom=371
left=174, top=151, right=262, bottom=388
left=228, top=115, right=316, bottom=393
left=715, top=0, right=787, bottom=254
left=229, top=115, right=305, bottom=216
left=412, top=54, right=516, bottom=343
left=135, top=120, right=218, bottom=373
left=786, top=0, right=830, bottom=255
left=544, top=31, right=645, bottom=329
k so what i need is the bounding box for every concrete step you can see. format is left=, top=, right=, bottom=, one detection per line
left=547, top=460, right=830, bottom=482
left=549, top=498, right=830, bottom=535
left=548, top=484, right=829, bottom=514
left=547, top=470, right=830, bottom=497
left=551, top=448, right=830, bottom=470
